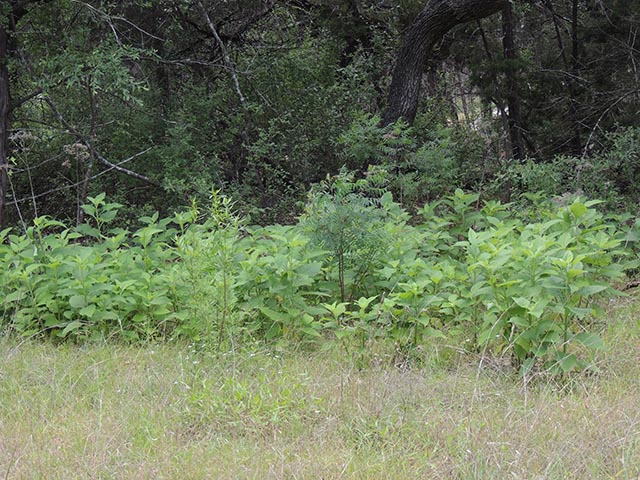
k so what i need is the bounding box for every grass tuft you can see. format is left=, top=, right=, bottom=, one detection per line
left=1, top=299, right=638, bottom=479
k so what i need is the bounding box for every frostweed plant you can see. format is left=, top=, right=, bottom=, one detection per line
left=0, top=184, right=634, bottom=377
left=235, top=225, right=327, bottom=342
left=0, top=196, right=181, bottom=341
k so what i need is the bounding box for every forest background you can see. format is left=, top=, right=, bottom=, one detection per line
left=2, top=0, right=639, bottom=228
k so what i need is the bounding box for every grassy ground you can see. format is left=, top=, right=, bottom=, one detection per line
left=0, top=300, right=638, bottom=479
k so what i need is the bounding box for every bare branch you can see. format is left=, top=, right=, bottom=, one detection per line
left=9, top=88, right=43, bottom=113
left=582, top=89, right=638, bottom=158
left=6, top=147, right=154, bottom=206
left=43, top=96, right=161, bottom=187
left=225, top=0, right=276, bottom=40
left=71, top=0, right=167, bottom=42
left=158, top=57, right=223, bottom=67
left=196, top=0, right=246, bottom=105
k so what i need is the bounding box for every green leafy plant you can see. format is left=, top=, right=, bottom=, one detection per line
left=236, top=225, right=327, bottom=343
left=0, top=185, right=632, bottom=379
left=301, top=166, right=400, bottom=303
left=173, top=190, right=244, bottom=348
left=0, top=195, right=181, bottom=341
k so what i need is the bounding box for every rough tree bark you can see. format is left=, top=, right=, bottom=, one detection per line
left=382, top=0, right=508, bottom=126
left=502, top=1, right=525, bottom=160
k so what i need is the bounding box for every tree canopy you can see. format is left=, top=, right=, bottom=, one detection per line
left=1, top=0, right=639, bottom=227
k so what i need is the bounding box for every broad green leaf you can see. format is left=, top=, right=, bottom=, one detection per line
left=149, top=296, right=171, bottom=306
left=423, top=326, right=446, bottom=339
left=556, top=353, right=578, bottom=372
left=430, top=270, right=444, bottom=285
left=509, top=316, right=530, bottom=328
left=79, top=305, right=96, bottom=318
left=25, top=263, right=43, bottom=274
left=75, top=224, right=102, bottom=239
left=567, top=266, right=585, bottom=277
left=296, top=262, right=322, bottom=278
left=4, top=291, right=25, bottom=303
left=529, top=299, right=549, bottom=319
left=575, top=285, right=609, bottom=297
left=573, top=332, right=605, bottom=350
left=569, top=202, right=587, bottom=219
left=69, top=295, right=87, bottom=309
left=152, top=307, right=171, bottom=316
left=61, top=321, right=83, bottom=337
left=531, top=344, right=549, bottom=357
left=258, top=306, right=289, bottom=324
left=303, top=305, right=330, bottom=316
left=476, top=329, right=493, bottom=347
left=513, top=340, right=530, bottom=360
left=44, top=317, right=63, bottom=328
left=567, top=306, right=593, bottom=319
left=322, top=302, right=347, bottom=318
left=355, top=295, right=378, bottom=310
left=95, top=311, right=118, bottom=321
left=301, top=327, right=322, bottom=338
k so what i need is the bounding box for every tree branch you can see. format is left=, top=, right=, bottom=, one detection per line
left=43, top=96, right=161, bottom=187
left=196, top=0, right=246, bottom=105
left=382, top=0, right=507, bottom=126
left=71, top=1, right=167, bottom=42
left=9, top=88, right=42, bottom=113
left=6, top=147, right=154, bottom=206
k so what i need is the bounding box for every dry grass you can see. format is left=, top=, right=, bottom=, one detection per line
left=0, top=301, right=638, bottom=479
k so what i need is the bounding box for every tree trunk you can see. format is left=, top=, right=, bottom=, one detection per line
left=0, top=22, right=10, bottom=229
left=569, top=0, right=581, bottom=156
left=1, top=1, right=52, bottom=228
left=502, top=1, right=525, bottom=160
left=382, top=0, right=507, bottom=126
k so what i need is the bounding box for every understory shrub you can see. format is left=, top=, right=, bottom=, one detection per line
left=338, top=113, right=490, bottom=209
left=491, top=126, right=640, bottom=211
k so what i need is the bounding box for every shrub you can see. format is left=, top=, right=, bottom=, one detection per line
left=0, top=183, right=633, bottom=377
left=0, top=195, right=181, bottom=341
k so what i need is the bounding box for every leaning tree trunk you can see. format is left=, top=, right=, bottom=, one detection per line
left=382, top=0, right=508, bottom=126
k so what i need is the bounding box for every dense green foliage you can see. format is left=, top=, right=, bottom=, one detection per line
left=3, top=0, right=639, bottom=225
left=2, top=1, right=639, bottom=379
left=2, top=176, right=636, bottom=376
